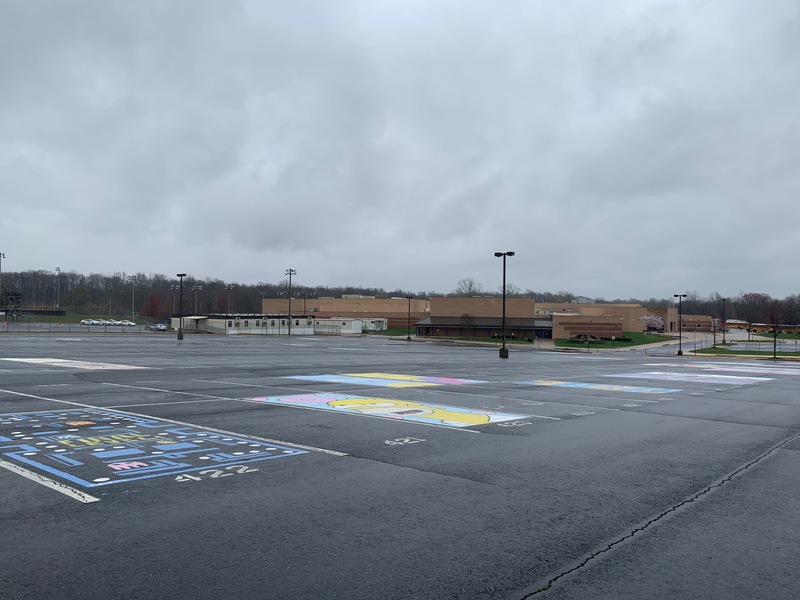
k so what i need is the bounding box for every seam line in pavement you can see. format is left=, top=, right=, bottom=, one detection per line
left=520, top=428, right=800, bottom=597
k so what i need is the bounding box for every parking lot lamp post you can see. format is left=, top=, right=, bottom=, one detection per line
left=192, top=285, right=203, bottom=314
left=674, top=293, right=687, bottom=355
left=55, top=267, right=61, bottom=309
left=225, top=284, right=235, bottom=315
left=406, top=296, right=413, bottom=341
left=0, top=252, right=4, bottom=313
left=285, top=268, right=296, bottom=336
left=170, top=284, right=178, bottom=314
left=177, top=274, right=187, bottom=340
left=721, top=298, right=727, bottom=345
left=128, top=275, right=137, bottom=322
left=494, top=251, right=515, bottom=358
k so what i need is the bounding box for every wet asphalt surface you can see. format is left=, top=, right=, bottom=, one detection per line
left=0, top=333, right=798, bottom=599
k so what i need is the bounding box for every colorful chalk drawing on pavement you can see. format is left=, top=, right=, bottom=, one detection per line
left=249, top=393, right=527, bottom=428
left=287, top=372, right=486, bottom=388
left=0, top=409, right=305, bottom=488
left=608, top=372, right=773, bottom=385
left=643, top=363, right=800, bottom=376
left=518, top=380, right=682, bottom=394
left=1, top=358, right=147, bottom=370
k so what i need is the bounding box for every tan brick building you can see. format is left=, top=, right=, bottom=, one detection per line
left=260, top=295, right=691, bottom=340
left=261, top=296, right=429, bottom=330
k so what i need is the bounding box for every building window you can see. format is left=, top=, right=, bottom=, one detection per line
left=256, top=321, right=260, bottom=327
left=244, top=321, right=249, bottom=327
left=271, top=320, right=275, bottom=326
left=281, top=320, right=286, bottom=326
left=228, top=321, right=232, bottom=327
left=295, top=320, right=299, bottom=326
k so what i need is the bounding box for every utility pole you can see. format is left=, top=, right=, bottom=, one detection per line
left=285, top=268, right=296, bottom=335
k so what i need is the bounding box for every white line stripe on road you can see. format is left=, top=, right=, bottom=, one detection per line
left=103, top=381, right=231, bottom=400
left=0, top=459, right=100, bottom=504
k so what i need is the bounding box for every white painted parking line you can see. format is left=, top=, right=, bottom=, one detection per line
left=0, top=458, right=100, bottom=504
left=609, top=372, right=772, bottom=385
left=1, top=358, right=147, bottom=370
left=103, top=382, right=232, bottom=401
left=412, top=386, right=618, bottom=412
left=643, top=363, right=800, bottom=376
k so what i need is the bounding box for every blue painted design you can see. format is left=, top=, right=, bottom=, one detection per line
left=518, top=379, right=682, bottom=394
left=0, top=409, right=307, bottom=488
left=93, top=448, right=145, bottom=458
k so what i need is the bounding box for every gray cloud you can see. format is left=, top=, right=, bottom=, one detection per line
left=1, top=0, right=798, bottom=299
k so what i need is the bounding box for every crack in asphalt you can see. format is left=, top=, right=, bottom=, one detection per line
left=520, top=430, right=800, bottom=597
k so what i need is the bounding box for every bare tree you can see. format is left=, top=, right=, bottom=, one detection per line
left=766, top=298, right=784, bottom=359
left=739, top=292, right=770, bottom=340
left=459, top=313, right=475, bottom=337
left=453, top=278, right=483, bottom=296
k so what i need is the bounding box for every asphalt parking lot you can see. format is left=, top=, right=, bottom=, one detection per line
left=1, top=333, right=799, bottom=599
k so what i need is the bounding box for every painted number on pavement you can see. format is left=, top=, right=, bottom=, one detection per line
left=385, top=437, right=426, bottom=446
left=175, top=465, right=259, bottom=482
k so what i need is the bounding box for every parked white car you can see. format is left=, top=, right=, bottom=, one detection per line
left=119, top=320, right=136, bottom=326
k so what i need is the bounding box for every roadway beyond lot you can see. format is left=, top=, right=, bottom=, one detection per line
left=1, top=334, right=798, bottom=599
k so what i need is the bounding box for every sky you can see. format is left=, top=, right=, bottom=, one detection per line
left=1, top=0, right=799, bottom=300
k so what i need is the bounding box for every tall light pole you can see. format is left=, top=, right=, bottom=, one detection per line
left=674, top=293, right=687, bottom=355
left=128, top=275, right=137, bottom=321
left=495, top=251, right=515, bottom=358
left=177, top=273, right=187, bottom=340
left=170, top=284, right=178, bottom=314
left=721, top=297, right=727, bottom=345
left=192, top=285, right=203, bottom=314
left=285, top=268, right=296, bottom=336
left=225, top=284, right=235, bottom=314
left=0, top=252, right=4, bottom=314
left=406, top=296, right=413, bottom=341
left=55, top=266, right=61, bottom=309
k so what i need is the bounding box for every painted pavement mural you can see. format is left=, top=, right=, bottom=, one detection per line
left=286, top=372, right=485, bottom=388
left=0, top=409, right=305, bottom=488
left=249, top=393, right=528, bottom=427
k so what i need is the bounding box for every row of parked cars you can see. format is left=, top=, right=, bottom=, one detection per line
left=80, top=319, right=137, bottom=327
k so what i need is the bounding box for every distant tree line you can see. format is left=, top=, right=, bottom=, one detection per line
left=0, top=270, right=428, bottom=319
left=450, top=278, right=800, bottom=326
left=2, top=270, right=799, bottom=325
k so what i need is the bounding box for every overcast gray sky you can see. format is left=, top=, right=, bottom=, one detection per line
left=1, top=0, right=798, bottom=299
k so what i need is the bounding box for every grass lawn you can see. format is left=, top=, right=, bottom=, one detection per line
left=754, top=332, right=800, bottom=340
left=555, top=331, right=673, bottom=349
left=693, top=346, right=800, bottom=357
